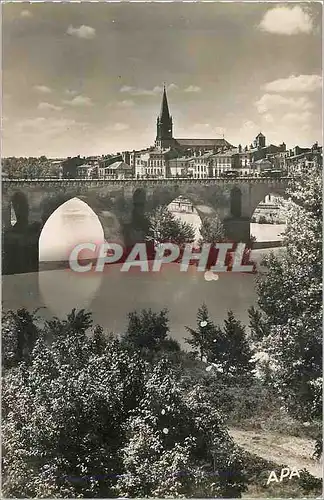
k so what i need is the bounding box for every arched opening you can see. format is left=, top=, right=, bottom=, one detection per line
left=230, top=188, right=242, bottom=218
left=167, top=196, right=202, bottom=244
left=39, top=197, right=105, bottom=264
left=133, top=188, right=146, bottom=207
left=250, top=192, right=288, bottom=244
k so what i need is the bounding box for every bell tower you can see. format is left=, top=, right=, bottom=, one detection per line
left=155, top=84, right=173, bottom=149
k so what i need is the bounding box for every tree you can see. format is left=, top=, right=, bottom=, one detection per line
left=255, top=165, right=322, bottom=423
left=248, top=306, right=270, bottom=344
left=198, top=215, right=225, bottom=245
left=2, top=309, right=247, bottom=498
left=145, top=206, right=195, bottom=246
left=121, top=308, right=180, bottom=361
left=186, top=307, right=255, bottom=384
left=185, top=304, right=222, bottom=361
left=212, top=311, right=255, bottom=381
left=2, top=308, right=39, bottom=369
left=115, top=359, right=247, bottom=498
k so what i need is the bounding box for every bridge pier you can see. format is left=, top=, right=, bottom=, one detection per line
left=2, top=193, right=42, bottom=275
left=223, top=217, right=251, bottom=243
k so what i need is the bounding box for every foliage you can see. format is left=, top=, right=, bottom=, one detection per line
left=248, top=306, right=270, bottom=344
left=115, top=359, right=247, bottom=498
left=186, top=306, right=255, bottom=383
left=255, top=165, right=322, bottom=423
left=213, top=311, right=255, bottom=381
left=2, top=309, right=247, bottom=498
left=2, top=156, right=59, bottom=178
left=145, top=205, right=195, bottom=246
left=198, top=215, right=225, bottom=245
left=2, top=308, right=40, bottom=369
left=185, top=303, right=220, bottom=361
left=121, top=308, right=175, bottom=358
left=258, top=215, right=267, bottom=224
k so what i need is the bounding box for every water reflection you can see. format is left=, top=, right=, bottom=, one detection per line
left=39, top=268, right=104, bottom=318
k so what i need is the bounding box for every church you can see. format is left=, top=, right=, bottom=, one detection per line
left=130, top=86, right=234, bottom=178
left=129, top=86, right=286, bottom=179
left=155, top=85, right=233, bottom=154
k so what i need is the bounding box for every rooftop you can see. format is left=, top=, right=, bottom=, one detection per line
left=102, top=161, right=132, bottom=170
left=175, top=138, right=232, bottom=147
left=212, top=148, right=239, bottom=157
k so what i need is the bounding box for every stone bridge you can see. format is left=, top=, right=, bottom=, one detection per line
left=2, top=177, right=290, bottom=274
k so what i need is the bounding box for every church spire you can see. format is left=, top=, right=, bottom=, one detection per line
left=156, top=84, right=173, bottom=148
left=159, top=83, right=171, bottom=120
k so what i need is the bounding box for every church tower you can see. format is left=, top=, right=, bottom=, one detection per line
left=254, top=132, right=266, bottom=149
left=155, top=85, right=173, bottom=149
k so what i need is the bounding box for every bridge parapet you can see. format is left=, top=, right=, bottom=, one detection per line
left=2, top=177, right=291, bottom=189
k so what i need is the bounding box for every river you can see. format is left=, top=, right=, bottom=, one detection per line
left=3, top=198, right=286, bottom=347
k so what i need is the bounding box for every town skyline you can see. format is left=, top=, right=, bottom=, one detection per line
left=2, top=2, right=322, bottom=157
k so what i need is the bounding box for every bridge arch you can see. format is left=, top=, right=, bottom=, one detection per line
left=248, top=184, right=290, bottom=220
left=39, top=197, right=105, bottom=263
left=38, top=192, right=125, bottom=246
left=166, top=196, right=203, bottom=244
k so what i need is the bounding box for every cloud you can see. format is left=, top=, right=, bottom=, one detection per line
left=258, top=6, right=314, bottom=35
left=117, top=100, right=135, bottom=108
left=167, top=83, right=178, bottom=92
left=263, top=114, right=274, bottom=124
left=17, top=117, right=47, bottom=130
left=255, top=94, right=313, bottom=114
left=34, top=85, right=52, bottom=94
left=192, top=123, right=211, bottom=130
left=230, top=120, right=260, bottom=147
left=63, top=95, right=93, bottom=107
left=119, top=83, right=178, bottom=96
left=263, top=74, right=322, bottom=93
left=20, top=10, right=32, bottom=18
left=109, top=123, right=130, bottom=132
left=281, top=111, right=312, bottom=125
left=65, top=89, right=79, bottom=96
left=17, top=117, right=90, bottom=136
left=184, top=85, right=201, bottom=93
left=37, top=102, right=63, bottom=111
left=67, top=25, right=96, bottom=40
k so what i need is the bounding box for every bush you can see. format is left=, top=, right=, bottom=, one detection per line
left=258, top=215, right=267, bottom=224
left=2, top=309, right=248, bottom=498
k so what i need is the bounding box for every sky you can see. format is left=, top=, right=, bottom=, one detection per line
left=2, top=2, right=323, bottom=158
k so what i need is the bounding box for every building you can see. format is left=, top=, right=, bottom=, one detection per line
left=62, top=155, right=86, bottom=178
left=98, top=161, right=133, bottom=179
left=253, top=194, right=288, bottom=224
left=130, top=147, right=173, bottom=178
left=168, top=156, right=193, bottom=177
left=251, top=158, right=273, bottom=176
left=155, top=85, right=233, bottom=154
left=236, top=137, right=286, bottom=173
left=210, top=149, right=240, bottom=177
left=77, top=163, right=99, bottom=178
left=283, top=143, right=323, bottom=174
left=168, top=195, right=195, bottom=213
left=186, top=151, right=213, bottom=179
